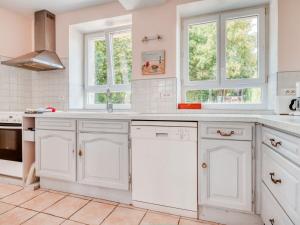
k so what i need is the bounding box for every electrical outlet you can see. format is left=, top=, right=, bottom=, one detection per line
left=282, top=88, right=296, bottom=96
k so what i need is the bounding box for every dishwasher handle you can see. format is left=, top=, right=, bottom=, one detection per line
left=156, top=132, right=169, bottom=137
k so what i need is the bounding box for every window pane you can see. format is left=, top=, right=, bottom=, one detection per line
left=188, top=21, right=217, bottom=81
left=87, top=92, right=131, bottom=105
left=112, top=30, right=132, bottom=85
left=226, top=16, right=258, bottom=80
left=186, top=88, right=261, bottom=104
left=93, top=38, right=108, bottom=85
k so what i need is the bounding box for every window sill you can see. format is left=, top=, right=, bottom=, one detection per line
left=175, top=108, right=273, bottom=115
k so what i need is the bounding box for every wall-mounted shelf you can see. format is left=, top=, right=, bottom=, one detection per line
left=142, top=35, right=163, bottom=43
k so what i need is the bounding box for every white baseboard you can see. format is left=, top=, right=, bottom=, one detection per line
left=0, top=174, right=24, bottom=186
left=40, top=178, right=131, bottom=204
left=132, top=200, right=197, bottom=218
left=199, top=206, right=263, bottom=225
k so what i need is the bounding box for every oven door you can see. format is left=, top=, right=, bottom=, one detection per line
left=0, top=124, right=22, bottom=162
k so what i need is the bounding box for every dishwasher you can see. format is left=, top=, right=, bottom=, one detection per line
left=131, top=121, right=198, bottom=213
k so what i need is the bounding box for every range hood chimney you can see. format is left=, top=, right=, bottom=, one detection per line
left=1, top=10, right=65, bottom=71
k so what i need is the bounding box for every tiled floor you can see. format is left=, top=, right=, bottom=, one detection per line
left=0, top=183, right=221, bottom=225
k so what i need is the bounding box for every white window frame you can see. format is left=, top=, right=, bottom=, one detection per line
left=84, top=25, right=132, bottom=110
left=181, top=7, right=267, bottom=109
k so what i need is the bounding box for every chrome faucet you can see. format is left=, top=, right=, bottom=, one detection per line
left=106, top=88, right=113, bottom=113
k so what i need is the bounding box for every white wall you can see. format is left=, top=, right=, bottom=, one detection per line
left=278, top=0, right=300, bottom=72
left=0, top=8, right=32, bottom=57
left=69, top=28, right=84, bottom=109
left=56, top=0, right=195, bottom=81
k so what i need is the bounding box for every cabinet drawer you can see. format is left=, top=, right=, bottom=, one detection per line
left=261, top=183, right=294, bottom=225
left=262, top=145, right=300, bottom=224
left=200, top=122, right=253, bottom=140
left=36, top=118, right=76, bottom=131
left=78, top=120, right=129, bottom=133
left=262, top=126, right=300, bottom=165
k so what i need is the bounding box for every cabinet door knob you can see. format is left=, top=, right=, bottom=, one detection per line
left=201, top=163, right=208, bottom=169
left=269, top=218, right=275, bottom=225
left=78, top=150, right=83, bottom=157
left=217, top=130, right=234, bottom=137
left=269, top=172, right=281, bottom=184
left=269, top=138, right=282, bottom=148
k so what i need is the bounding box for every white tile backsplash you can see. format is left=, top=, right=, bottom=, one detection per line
left=31, top=58, right=69, bottom=111
left=0, top=56, right=32, bottom=111
left=0, top=55, right=176, bottom=113
left=277, top=71, right=300, bottom=95
left=132, top=78, right=177, bottom=113
left=0, top=56, right=69, bottom=112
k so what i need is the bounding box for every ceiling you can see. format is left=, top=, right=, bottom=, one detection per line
left=0, top=0, right=167, bottom=14
left=0, top=0, right=117, bottom=14
left=118, top=0, right=166, bottom=10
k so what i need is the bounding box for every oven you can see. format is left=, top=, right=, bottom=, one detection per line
left=0, top=123, right=22, bottom=162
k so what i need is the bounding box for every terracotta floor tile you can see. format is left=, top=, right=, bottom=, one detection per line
left=118, top=203, right=147, bottom=211
left=92, top=198, right=119, bottom=206
left=179, top=218, right=217, bottom=225
left=22, top=213, right=64, bottom=225
left=21, top=192, right=65, bottom=211
left=0, top=184, right=23, bottom=198
left=0, top=207, right=37, bottom=225
left=68, top=193, right=93, bottom=201
left=70, top=201, right=115, bottom=225
left=140, top=211, right=179, bottom=225
left=0, top=202, right=15, bottom=214
left=1, top=189, right=44, bottom=205
left=46, top=189, right=70, bottom=196
left=44, top=196, right=89, bottom=218
left=61, top=220, right=85, bottom=225
left=102, top=206, right=146, bottom=225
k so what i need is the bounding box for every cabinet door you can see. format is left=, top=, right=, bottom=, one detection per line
left=199, top=139, right=252, bottom=212
left=78, top=133, right=129, bottom=190
left=35, top=130, right=76, bottom=181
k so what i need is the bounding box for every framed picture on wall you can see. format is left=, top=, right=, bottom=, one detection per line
left=142, top=50, right=165, bottom=75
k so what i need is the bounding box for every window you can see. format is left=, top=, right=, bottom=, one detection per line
left=182, top=8, right=266, bottom=109
left=84, top=26, right=132, bottom=109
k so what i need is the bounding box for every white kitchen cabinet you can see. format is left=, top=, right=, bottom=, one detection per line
left=261, top=183, right=294, bottom=225
left=200, top=122, right=253, bottom=141
left=262, top=145, right=300, bottom=224
left=262, top=126, right=300, bottom=166
left=78, top=132, right=129, bottom=190
left=199, top=139, right=252, bottom=212
left=35, top=130, right=76, bottom=182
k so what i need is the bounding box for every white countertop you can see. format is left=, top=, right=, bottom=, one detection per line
left=24, top=111, right=300, bottom=136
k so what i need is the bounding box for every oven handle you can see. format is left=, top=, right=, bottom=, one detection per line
left=0, top=126, right=22, bottom=130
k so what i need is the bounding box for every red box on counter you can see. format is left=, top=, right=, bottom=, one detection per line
left=178, top=103, right=202, bottom=110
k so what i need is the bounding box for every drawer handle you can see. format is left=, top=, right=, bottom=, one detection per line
left=78, top=150, right=83, bottom=157
left=269, top=172, right=282, bottom=184
left=201, top=163, right=208, bottom=169
left=269, top=219, right=275, bottom=225
left=217, top=130, right=234, bottom=137
left=269, top=139, right=282, bottom=148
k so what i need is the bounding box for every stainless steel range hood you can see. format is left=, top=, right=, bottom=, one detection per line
left=1, top=10, right=65, bottom=71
